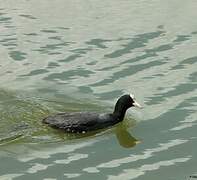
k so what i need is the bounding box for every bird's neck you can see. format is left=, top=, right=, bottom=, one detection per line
left=113, top=103, right=128, bottom=122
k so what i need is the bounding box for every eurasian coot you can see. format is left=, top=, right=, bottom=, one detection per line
left=42, top=94, right=141, bottom=133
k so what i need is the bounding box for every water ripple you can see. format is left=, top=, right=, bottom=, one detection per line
left=91, top=60, right=166, bottom=87
left=44, top=69, right=94, bottom=82
left=9, top=51, right=27, bottom=61
left=19, top=14, right=37, bottom=20
left=104, top=30, right=165, bottom=58
left=86, top=38, right=111, bottom=49
left=107, top=157, right=190, bottom=180
left=83, top=139, right=188, bottom=172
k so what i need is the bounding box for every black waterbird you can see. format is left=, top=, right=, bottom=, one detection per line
left=42, top=94, right=142, bottom=133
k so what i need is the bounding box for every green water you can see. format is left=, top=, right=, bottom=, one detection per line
left=0, top=0, right=197, bottom=179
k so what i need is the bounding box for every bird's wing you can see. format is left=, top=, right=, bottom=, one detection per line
left=43, top=112, right=99, bottom=131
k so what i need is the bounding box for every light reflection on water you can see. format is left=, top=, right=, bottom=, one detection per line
left=0, top=0, right=197, bottom=179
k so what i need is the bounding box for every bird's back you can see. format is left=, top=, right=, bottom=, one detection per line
left=43, top=112, right=115, bottom=133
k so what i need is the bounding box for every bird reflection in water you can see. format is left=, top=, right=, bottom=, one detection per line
left=115, top=123, right=140, bottom=148
left=54, top=122, right=140, bottom=149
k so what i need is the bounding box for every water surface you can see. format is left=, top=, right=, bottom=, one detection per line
left=0, top=0, right=197, bottom=180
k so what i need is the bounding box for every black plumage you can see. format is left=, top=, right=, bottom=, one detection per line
left=42, top=94, right=141, bottom=133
